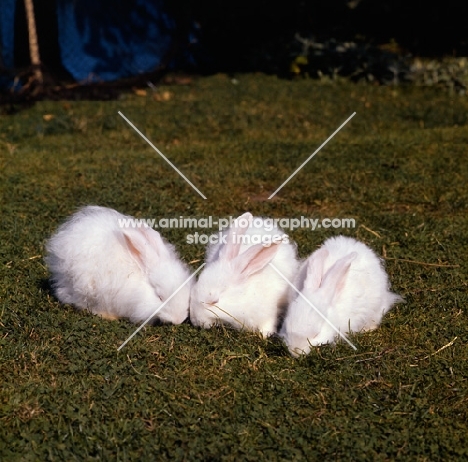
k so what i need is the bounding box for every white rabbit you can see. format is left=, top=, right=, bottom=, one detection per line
left=280, top=235, right=403, bottom=356
left=190, top=212, right=299, bottom=337
left=45, top=205, right=192, bottom=324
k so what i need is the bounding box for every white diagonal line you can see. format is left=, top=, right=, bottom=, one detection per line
left=268, top=262, right=357, bottom=350
left=268, top=112, right=356, bottom=199
left=118, top=111, right=207, bottom=200
left=117, top=263, right=206, bottom=351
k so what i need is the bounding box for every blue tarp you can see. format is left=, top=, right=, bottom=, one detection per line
left=0, top=0, right=191, bottom=89
left=56, top=0, right=178, bottom=82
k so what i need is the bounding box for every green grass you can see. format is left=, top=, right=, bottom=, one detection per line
left=1, top=74, right=467, bottom=460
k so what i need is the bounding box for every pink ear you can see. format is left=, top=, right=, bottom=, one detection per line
left=321, top=252, right=357, bottom=300
left=219, top=212, right=253, bottom=261
left=233, top=243, right=280, bottom=278
left=123, top=230, right=148, bottom=271
left=139, top=226, right=170, bottom=258
left=304, top=247, right=329, bottom=291
left=122, top=227, right=165, bottom=271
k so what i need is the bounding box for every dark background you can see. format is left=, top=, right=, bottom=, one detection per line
left=11, top=0, right=468, bottom=78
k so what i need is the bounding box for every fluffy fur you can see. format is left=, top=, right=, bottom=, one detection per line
left=190, top=212, right=299, bottom=337
left=280, top=235, right=403, bottom=356
left=45, top=205, right=192, bottom=324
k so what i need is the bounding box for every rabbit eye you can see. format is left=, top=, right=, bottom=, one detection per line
left=153, top=286, right=165, bottom=302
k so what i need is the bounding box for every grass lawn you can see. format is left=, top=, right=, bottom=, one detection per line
left=0, top=74, right=467, bottom=460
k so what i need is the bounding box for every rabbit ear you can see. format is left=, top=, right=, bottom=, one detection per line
left=304, top=247, right=329, bottom=291
left=121, top=227, right=167, bottom=271
left=140, top=226, right=171, bottom=258
left=233, top=243, right=280, bottom=279
left=321, top=252, right=357, bottom=299
left=219, top=212, right=253, bottom=261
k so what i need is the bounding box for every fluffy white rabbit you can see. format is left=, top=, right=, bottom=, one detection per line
left=280, top=235, right=403, bottom=356
left=45, top=205, right=192, bottom=324
left=190, top=212, right=299, bottom=336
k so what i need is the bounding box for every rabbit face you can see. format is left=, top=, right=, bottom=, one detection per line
left=189, top=261, right=239, bottom=328
left=148, top=263, right=193, bottom=325
left=280, top=292, right=325, bottom=356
